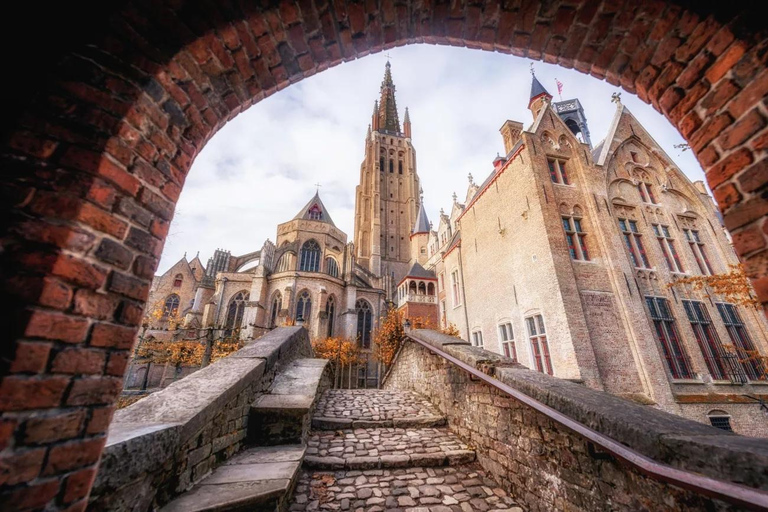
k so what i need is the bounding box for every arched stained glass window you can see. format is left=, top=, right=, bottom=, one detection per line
left=326, top=257, right=339, bottom=278
left=296, top=291, right=312, bottom=323
left=270, top=291, right=282, bottom=328
left=163, top=294, right=180, bottom=318
left=225, top=291, right=249, bottom=329
left=300, top=240, right=321, bottom=272
left=326, top=296, right=336, bottom=337
left=356, top=300, right=373, bottom=349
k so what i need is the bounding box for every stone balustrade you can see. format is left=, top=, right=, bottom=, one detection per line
left=89, top=327, right=312, bottom=511
left=383, top=329, right=768, bottom=511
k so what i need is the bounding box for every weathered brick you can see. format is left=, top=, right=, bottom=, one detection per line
left=52, top=348, right=106, bottom=375
left=23, top=410, right=86, bottom=445
left=0, top=376, right=70, bottom=411
left=90, top=322, right=138, bottom=349
left=43, top=437, right=106, bottom=475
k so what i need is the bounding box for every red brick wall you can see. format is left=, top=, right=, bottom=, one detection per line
left=0, top=1, right=766, bottom=510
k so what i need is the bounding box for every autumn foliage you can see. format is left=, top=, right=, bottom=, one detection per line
left=668, top=263, right=760, bottom=308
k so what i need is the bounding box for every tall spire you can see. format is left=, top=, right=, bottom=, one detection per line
left=377, top=61, right=401, bottom=134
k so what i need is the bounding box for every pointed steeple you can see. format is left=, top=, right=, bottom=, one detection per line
left=412, top=189, right=430, bottom=234
left=403, top=107, right=411, bottom=138
left=293, top=191, right=337, bottom=227
left=377, top=61, right=401, bottom=134
left=528, top=68, right=553, bottom=114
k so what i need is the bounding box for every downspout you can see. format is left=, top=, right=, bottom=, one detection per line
left=457, top=243, right=471, bottom=339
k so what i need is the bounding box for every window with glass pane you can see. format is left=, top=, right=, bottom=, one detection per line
left=682, top=300, right=727, bottom=380
left=652, top=224, right=684, bottom=272
left=562, top=216, right=589, bottom=260
left=526, top=315, right=552, bottom=375
left=499, top=322, right=516, bottom=361
left=299, top=240, right=321, bottom=272
left=471, top=330, right=484, bottom=348
left=683, top=229, right=714, bottom=275
left=645, top=297, right=693, bottom=379
left=716, top=303, right=766, bottom=380
left=547, top=158, right=570, bottom=185
left=619, top=218, right=651, bottom=268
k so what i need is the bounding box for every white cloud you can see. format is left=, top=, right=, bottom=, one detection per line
left=158, top=45, right=704, bottom=274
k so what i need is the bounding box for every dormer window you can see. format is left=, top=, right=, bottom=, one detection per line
left=307, top=204, right=323, bottom=220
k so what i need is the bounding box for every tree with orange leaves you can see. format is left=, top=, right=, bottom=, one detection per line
left=312, top=337, right=361, bottom=388
left=667, top=263, right=760, bottom=308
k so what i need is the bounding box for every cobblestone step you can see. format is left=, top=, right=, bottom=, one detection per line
left=288, top=465, right=523, bottom=511
left=304, top=427, right=475, bottom=470
left=249, top=358, right=329, bottom=446
left=312, top=389, right=445, bottom=430
left=162, top=445, right=305, bottom=512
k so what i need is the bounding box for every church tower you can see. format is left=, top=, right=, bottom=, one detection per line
left=353, top=62, right=422, bottom=297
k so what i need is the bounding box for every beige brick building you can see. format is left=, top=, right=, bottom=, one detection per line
left=419, top=75, right=768, bottom=437
left=135, top=64, right=768, bottom=436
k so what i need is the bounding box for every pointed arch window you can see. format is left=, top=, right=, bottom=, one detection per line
left=356, top=300, right=373, bottom=349
left=326, top=257, right=339, bottom=278
left=270, top=291, right=282, bottom=328
left=299, top=240, right=321, bottom=272
left=225, top=291, right=249, bottom=329
left=296, top=291, right=312, bottom=323
left=173, top=274, right=183, bottom=287
left=326, top=296, right=336, bottom=337
left=163, top=294, right=180, bottom=318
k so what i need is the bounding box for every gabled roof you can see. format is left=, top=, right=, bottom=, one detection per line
left=292, top=191, right=336, bottom=227
left=412, top=201, right=430, bottom=234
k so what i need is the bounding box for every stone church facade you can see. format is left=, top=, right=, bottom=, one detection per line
left=132, top=64, right=768, bottom=436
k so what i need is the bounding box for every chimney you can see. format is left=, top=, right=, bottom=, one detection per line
left=499, top=120, right=524, bottom=155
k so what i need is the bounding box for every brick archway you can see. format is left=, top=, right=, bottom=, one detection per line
left=0, top=1, right=766, bottom=509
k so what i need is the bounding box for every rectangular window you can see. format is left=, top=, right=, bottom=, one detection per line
left=562, top=216, right=590, bottom=261
left=451, top=270, right=461, bottom=307
left=645, top=297, right=693, bottom=379
left=619, top=218, right=651, bottom=268
left=682, top=300, right=727, bottom=380
left=471, top=330, right=484, bottom=348
left=547, top=158, right=570, bottom=185
left=684, top=229, right=714, bottom=275
left=499, top=322, right=516, bottom=361
left=717, top=303, right=766, bottom=381
left=526, top=315, right=553, bottom=375
left=652, top=224, right=684, bottom=273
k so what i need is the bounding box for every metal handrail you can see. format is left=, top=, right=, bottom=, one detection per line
left=407, top=334, right=768, bottom=511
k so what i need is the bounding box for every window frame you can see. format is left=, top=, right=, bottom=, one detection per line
left=526, top=314, right=552, bottom=375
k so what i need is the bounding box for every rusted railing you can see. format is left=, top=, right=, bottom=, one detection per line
left=408, top=334, right=768, bottom=511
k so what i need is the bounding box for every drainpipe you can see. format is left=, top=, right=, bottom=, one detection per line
left=457, top=244, right=471, bottom=339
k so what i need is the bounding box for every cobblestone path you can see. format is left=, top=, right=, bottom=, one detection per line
left=314, top=389, right=441, bottom=422
left=289, top=465, right=522, bottom=511
left=290, top=389, right=524, bottom=511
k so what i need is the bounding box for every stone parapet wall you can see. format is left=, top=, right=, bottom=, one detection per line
left=383, top=329, right=768, bottom=511
left=89, top=327, right=311, bottom=511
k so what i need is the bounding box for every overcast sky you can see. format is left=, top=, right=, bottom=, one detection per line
left=157, top=44, right=705, bottom=275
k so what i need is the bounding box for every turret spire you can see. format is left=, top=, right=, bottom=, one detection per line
left=377, top=61, right=401, bottom=134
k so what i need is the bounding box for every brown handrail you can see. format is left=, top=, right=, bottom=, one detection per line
left=407, top=334, right=768, bottom=511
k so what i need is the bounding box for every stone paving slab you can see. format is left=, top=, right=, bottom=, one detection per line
left=305, top=428, right=475, bottom=470
left=313, top=390, right=445, bottom=429
left=288, top=464, right=524, bottom=511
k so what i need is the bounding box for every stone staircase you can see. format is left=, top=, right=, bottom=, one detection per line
left=289, top=389, right=523, bottom=511
left=161, top=358, right=329, bottom=512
